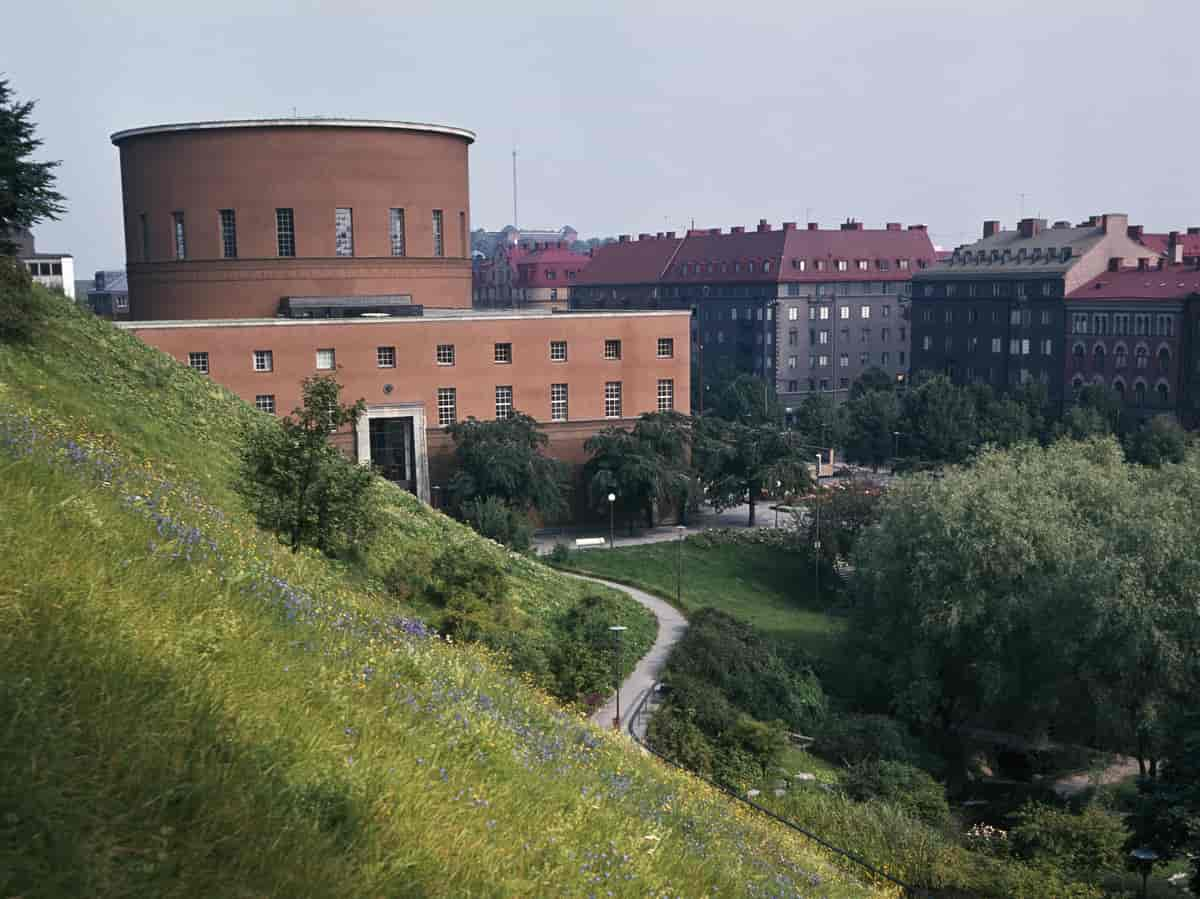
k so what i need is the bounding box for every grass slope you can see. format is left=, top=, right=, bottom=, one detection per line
left=0, top=290, right=884, bottom=898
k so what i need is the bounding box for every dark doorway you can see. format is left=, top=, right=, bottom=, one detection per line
left=368, top=417, right=416, bottom=494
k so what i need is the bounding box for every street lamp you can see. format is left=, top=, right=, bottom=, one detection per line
left=892, top=431, right=904, bottom=474
left=607, top=492, right=617, bottom=549
left=609, top=625, right=628, bottom=730
left=1130, top=848, right=1158, bottom=899
left=774, top=479, right=782, bottom=528
left=676, top=524, right=687, bottom=605
left=813, top=454, right=822, bottom=601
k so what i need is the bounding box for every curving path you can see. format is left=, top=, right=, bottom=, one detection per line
left=560, top=571, right=688, bottom=739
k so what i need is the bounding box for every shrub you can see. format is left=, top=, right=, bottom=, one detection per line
left=842, top=759, right=951, bottom=829
left=0, top=258, right=39, bottom=343
left=547, top=541, right=571, bottom=564
left=1008, top=801, right=1129, bottom=880
left=818, top=713, right=924, bottom=767
left=460, top=495, right=532, bottom=551
left=426, top=542, right=512, bottom=639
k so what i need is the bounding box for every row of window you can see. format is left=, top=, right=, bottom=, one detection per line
left=784, top=281, right=908, bottom=298
left=699, top=306, right=775, bottom=322
left=790, top=351, right=906, bottom=369
left=1069, top=376, right=1171, bottom=407
left=919, top=335, right=1055, bottom=356
left=24, top=261, right=64, bottom=276
left=786, top=373, right=907, bottom=393
left=793, top=304, right=893, bottom=322
left=1070, top=344, right=1170, bottom=372
left=185, top=338, right=675, bottom=376
left=433, top=379, right=675, bottom=426
left=808, top=327, right=906, bottom=345
left=921, top=307, right=1055, bottom=326
left=143, top=206, right=459, bottom=261
left=677, top=257, right=926, bottom=277
left=1071, top=311, right=1174, bottom=337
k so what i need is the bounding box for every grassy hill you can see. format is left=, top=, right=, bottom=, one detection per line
left=0, top=289, right=885, bottom=897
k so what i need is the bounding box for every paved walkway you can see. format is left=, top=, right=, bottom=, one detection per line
left=560, top=571, right=688, bottom=739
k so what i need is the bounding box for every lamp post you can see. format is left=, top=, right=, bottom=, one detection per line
left=813, top=454, right=822, bottom=601
left=676, top=524, right=687, bottom=605
left=1130, top=848, right=1158, bottom=899
left=774, top=479, right=782, bottom=528
left=607, top=492, right=616, bottom=549
left=609, top=625, right=628, bottom=730
left=892, top=431, right=904, bottom=474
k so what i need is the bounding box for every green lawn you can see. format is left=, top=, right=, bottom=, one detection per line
left=558, top=541, right=848, bottom=661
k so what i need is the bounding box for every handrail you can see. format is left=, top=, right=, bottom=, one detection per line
left=625, top=684, right=925, bottom=898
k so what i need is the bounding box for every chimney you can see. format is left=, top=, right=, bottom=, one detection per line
left=618, top=234, right=630, bottom=243
left=1169, top=231, right=1183, bottom=265
left=1137, top=258, right=1148, bottom=272
left=1188, top=227, right=1200, bottom=236
left=1018, top=217, right=1044, bottom=239
left=908, top=224, right=927, bottom=232
left=807, top=222, right=819, bottom=230
left=730, top=226, right=745, bottom=234
left=983, top=220, right=1001, bottom=238
left=886, top=222, right=901, bottom=231
left=655, top=232, right=664, bottom=239
left=782, top=222, right=797, bottom=231
left=1101, top=213, right=1128, bottom=235
left=1127, top=225, right=1144, bottom=241
left=1053, top=220, right=1072, bottom=229
left=665, top=231, right=675, bottom=239
left=1108, top=257, right=1121, bottom=272
left=709, top=228, right=721, bottom=236
left=840, top=220, right=864, bottom=231
left=757, top=219, right=770, bottom=233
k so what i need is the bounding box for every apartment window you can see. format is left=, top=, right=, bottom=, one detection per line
left=1114, top=313, right=1129, bottom=335
left=432, top=209, right=444, bottom=257
left=818, top=354, right=829, bottom=367
left=1041, top=338, right=1053, bottom=356
left=550, top=289, right=558, bottom=301
left=839, top=353, right=849, bottom=368
left=787, top=379, right=799, bottom=392
left=881, top=327, right=890, bottom=342
left=335, top=207, right=354, bottom=256
left=787, top=283, right=801, bottom=297
left=604, top=381, right=622, bottom=418
left=657, top=337, right=674, bottom=358
left=1072, top=313, right=1088, bottom=334
left=968, top=336, right=978, bottom=352
left=494, top=342, right=512, bottom=364
left=857, top=259, right=869, bottom=271
left=187, top=351, right=209, bottom=374
left=253, top=349, right=273, bottom=372
left=550, top=340, right=567, bottom=361
left=276, top=208, right=296, bottom=257
left=789, top=355, right=799, bottom=369
left=860, top=352, right=870, bottom=366
left=1094, top=314, right=1109, bottom=336
left=139, top=213, right=150, bottom=261
left=788, top=330, right=798, bottom=346
left=945, top=336, right=954, bottom=352
left=860, top=305, right=871, bottom=319
left=836, top=260, right=848, bottom=272
left=255, top=394, right=276, bottom=414
left=899, top=258, right=910, bottom=270
left=922, top=336, right=932, bottom=351
left=899, top=351, right=906, bottom=365
left=819, top=306, right=830, bottom=320
left=946, top=284, right=957, bottom=298
left=389, top=208, right=406, bottom=256
left=436, top=344, right=455, bottom=365
left=172, top=211, right=186, bottom=260
left=316, top=348, right=335, bottom=370
left=219, top=209, right=238, bottom=258
left=791, top=307, right=801, bottom=321
left=839, top=305, right=850, bottom=320
left=881, top=351, right=891, bottom=366
left=459, top=211, right=466, bottom=257
left=1016, top=282, right=1027, bottom=298
left=377, top=346, right=396, bottom=368
left=881, top=304, right=891, bottom=319
left=437, top=388, right=457, bottom=426
left=860, top=327, right=871, bottom=343
left=495, top=385, right=514, bottom=420
left=1136, top=346, right=1149, bottom=369
left=657, top=378, right=674, bottom=412
left=551, top=383, right=569, bottom=421
left=604, top=339, right=622, bottom=360
left=818, top=330, right=830, bottom=345
left=899, top=326, right=906, bottom=341
left=819, top=378, right=830, bottom=390
left=1022, top=338, right=1031, bottom=355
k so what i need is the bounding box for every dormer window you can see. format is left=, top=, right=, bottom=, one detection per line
left=1062, top=248, right=1072, bottom=261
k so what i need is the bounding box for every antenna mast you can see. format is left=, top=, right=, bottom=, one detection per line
left=512, top=147, right=519, bottom=228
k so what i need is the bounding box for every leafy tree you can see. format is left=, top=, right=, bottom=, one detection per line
left=1009, top=802, right=1128, bottom=880
left=805, top=481, right=884, bottom=566
left=236, top=375, right=376, bottom=555
left=900, top=373, right=979, bottom=464
left=446, top=412, right=568, bottom=521
left=707, top=373, right=782, bottom=425
left=790, top=391, right=842, bottom=450
left=1125, top=414, right=1188, bottom=467
left=584, top=411, right=692, bottom=531
left=0, top=78, right=65, bottom=255
left=840, top=389, right=901, bottom=470
left=460, top=495, right=532, bottom=551
left=695, top=416, right=812, bottom=526
left=849, top=366, right=895, bottom=400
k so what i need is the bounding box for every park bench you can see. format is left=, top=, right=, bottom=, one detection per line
left=574, top=537, right=608, bottom=548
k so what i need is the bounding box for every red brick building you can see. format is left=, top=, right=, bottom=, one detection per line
left=111, top=119, right=689, bottom=508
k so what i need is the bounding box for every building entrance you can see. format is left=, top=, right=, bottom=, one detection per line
left=367, top=416, right=416, bottom=494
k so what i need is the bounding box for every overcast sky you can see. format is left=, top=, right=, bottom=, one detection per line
left=8, top=0, right=1200, bottom=276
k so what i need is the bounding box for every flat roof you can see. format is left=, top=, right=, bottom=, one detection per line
left=111, top=117, right=475, bottom=145
left=117, top=308, right=690, bottom=330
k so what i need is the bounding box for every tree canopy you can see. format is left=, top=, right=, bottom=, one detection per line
left=583, top=411, right=692, bottom=530
left=695, top=416, right=812, bottom=526
left=0, top=78, right=65, bottom=254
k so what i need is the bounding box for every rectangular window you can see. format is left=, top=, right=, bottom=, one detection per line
left=495, top=385, right=514, bottom=420
left=860, top=351, right=871, bottom=365
left=881, top=327, right=890, bottom=342
left=818, top=354, right=829, bottom=367
left=818, top=330, right=830, bottom=345
left=604, top=339, right=622, bottom=360
left=1041, top=310, right=1052, bottom=326
left=1009, top=338, right=1021, bottom=355
left=992, top=337, right=1002, bottom=354
left=459, top=211, right=466, bottom=257
left=787, top=380, right=799, bottom=392
left=187, top=351, right=209, bottom=374
left=139, top=212, right=150, bottom=261
left=861, top=327, right=871, bottom=343
left=1022, top=338, right=1031, bottom=355
left=335, top=207, right=354, bottom=256
left=604, top=381, right=622, bottom=418
left=389, top=208, right=406, bottom=256
left=276, top=208, right=296, bottom=257
left=377, top=346, right=396, bottom=368
left=657, top=337, right=674, bottom=358
left=550, top=340, right=567, bottom=361
left=881, top=351, right=891, bottom=366
left=255, top=394, right=275, bottom=414
left=551, top=383, right=568, bottom=421
left=657, top=378, right=674, bottom=412
left=172, top=211, right=186, bottom=260
left=494, top=342, right=512, bottom=364
left=899, top=351, right=906, bottom=365
left=316, top=348, right=335, bottom=370
left=788, top=330, right=798, bottom=346
left=922, top=336, right=932, bottom=351
left=432, top=209, right=444, bottom=257
left=437, top=387, right=457, bottom=426
left=253, top=349, right=273, bottom=372
left=839, top=305, right=850, bottom=320
left=436, top=343, right=455, bottom=365
left=1041, top=338, right=1053, bottom=356
left=219, top=209, right=238, bottom=258
left=839, top=352, right=849, bottom=368
left=787, top=283, right=801, bottom=297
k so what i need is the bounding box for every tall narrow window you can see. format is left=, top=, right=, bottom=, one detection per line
left=139, top=213, right=150, bottom=261
left=604, top=339, right=622, bottom=360
left=657, top=379, right=674, bottom=412
left=335, top=207, right=354, bottom=257
left=657, top=337, right=674, bottom=358
left=253, top=349, right=273, bottom=372
left=219, top=209, right=238, bottom=258
left=432, top=209, right=444, bottom=257
left=437, top=388, right=457, bottom=426
left=551, top=383, right=568, bottom=421
left=550, top=340, right=567, bottom=361
left=172, top=211, right=186, bottom=260
left=458, top=211, right=466, bottom=258
left=495, top=385, right=513, bottom=420
left=276, top=208, right=296, bottom=257
left=376, top=346, right=395, bottom=368
left=494, top=342, right=512, bottom=364
left=389, top=208, right=406, bottom=256
left=604, top=381, right=622, bottom=418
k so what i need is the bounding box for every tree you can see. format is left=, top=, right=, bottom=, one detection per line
left=1125, top=414, right=1188, bottom=467
left=840, top=389, right=901, bottom=470
left=791, top=392, right=843, bottom=450
left=0, top=79, right=65, bottom=255
left=849, top=366, right=895, bottom=400
left=583, top=412, right=691, bottom=531
left=707, top=373, right=782, bottom=425
left=446, top=412, right=568, bottom=521
left=805, top=481, right=884, bottom=566
left=695, top=417, right=812, bottom=526
left=236, top=375, right=376, bottom=555
left=900, top=373, right=979, bottom=464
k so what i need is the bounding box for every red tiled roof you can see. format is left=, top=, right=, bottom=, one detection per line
left=779, top=227, right=936, bottom=282
left=574, top=236, right=683, bottom=284
left=1068, top=264, right=1200, bottom=300
left=507, top=244, right=590, bottom=288
left=1137, top=232, right=1200, bottom=258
